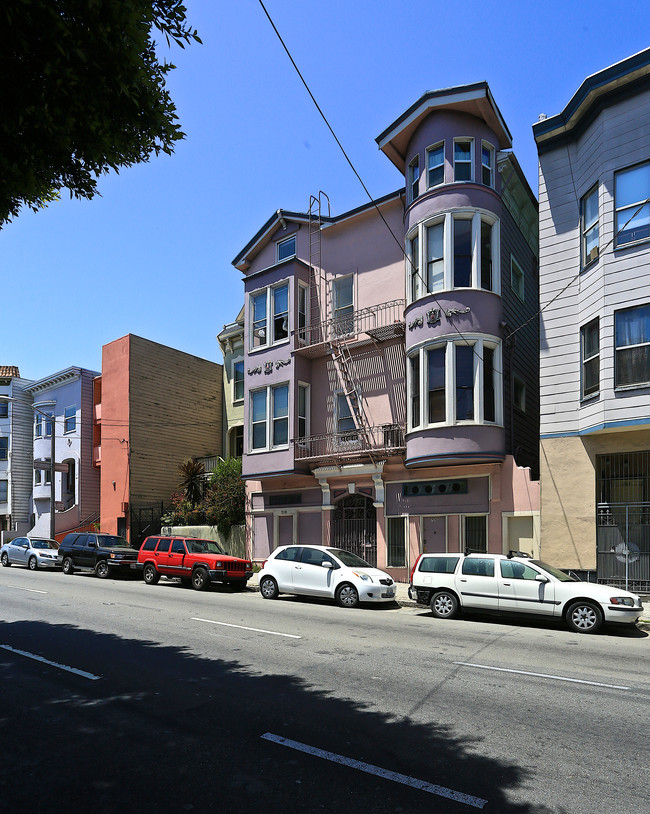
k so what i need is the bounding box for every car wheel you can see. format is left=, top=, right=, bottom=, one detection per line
left=95, top=560, right=110, bottom=579
left=430, top=590, right=459, bottom=619
left=336, top=582, right=359, bottom=608
left=28, top=556, right=38, bottom=571
left=191, top=567, right=210, bottom=591
left=1, top=552, right=10, bottom=567
left=143, top=563, right=160, bottom=585
left=259, top=576, right=279, bottom=599
left=566, top=600, right=603, bottom=634
left=62, top=557, right=74, bottom=575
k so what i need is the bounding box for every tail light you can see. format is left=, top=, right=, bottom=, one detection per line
left=409, top=555, right=422, bottom=584
left=262, top=560, right=267, bottom=569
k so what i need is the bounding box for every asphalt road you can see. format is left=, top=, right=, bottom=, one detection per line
left=0, top=566, right=648, bottom=814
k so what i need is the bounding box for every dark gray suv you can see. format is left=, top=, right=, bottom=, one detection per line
left=58, top=532, right=138, bottom=579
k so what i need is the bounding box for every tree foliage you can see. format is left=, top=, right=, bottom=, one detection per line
left=0, top=0, right=201, bottom=225
left=206, top=457, right=246, bottom=539
left=177, top=457, right=205, bottom=507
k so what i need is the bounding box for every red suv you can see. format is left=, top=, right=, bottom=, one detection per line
left=137, top=536, right=253, bottom=591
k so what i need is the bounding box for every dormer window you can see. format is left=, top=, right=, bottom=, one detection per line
left=277, top=236, right=296, bottom=262
left=408, top=156, right=420, bottom=203
left=454, top=139, right=473, bottom=182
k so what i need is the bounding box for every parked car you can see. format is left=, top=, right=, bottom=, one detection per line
left=409, top=551, right=644, bottom=633
left=259, top=544, right=396, bottom=607
left=58, top=532, right=138, bottom=578
left=136, top=535, right=253, bottom=591
left=0, top=537, right=60, bottom=570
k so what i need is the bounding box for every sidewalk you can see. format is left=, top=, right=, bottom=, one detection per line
left=248, top=572, right=650, bottom=625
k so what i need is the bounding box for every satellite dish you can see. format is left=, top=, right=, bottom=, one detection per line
left=614, top=542, right=639, bottom=564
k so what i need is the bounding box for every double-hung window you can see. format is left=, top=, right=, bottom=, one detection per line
left=336, top=393, right=357, bottom=441
left=481, top=142, right=494, bottom=187
left=250, top=282, right=290, bottom=349
left=409, top=234, right=420, bottom=300
left=427, top=142, right=445, bottom=188
left=0, top=480, right=7, bottom=503
left=453, top=217, right=473, bottom=287
left=250, top=384, right=290, bottom=451
left=427, top=346, right=446, bottom=424
left=581, top=185, right=599, bottom=266
left=455, top=344, right=475, bottom=421
left=410, top=355, right=421, bottom=429
left=333, top=276, right=354, bottom=334
left=408, top=156, right=420, bottom=203
left=580, top=319, right=599, bottom=398
left=233, top=360, right=244, bottom=402
left=297, top=384, right=309, bottom=440
left=0, top=402, right=8, bottom=418
left=426, top=222, right=444, bottom=292
left=277, top=235, right=296, bottom=262
left=454, top=139, right=473, bottom=182
left=64, top=405, right=76, bottom=433
left=34, top=413, right=43, bottom=437
left=0, top=437, right=7, bottom=461
left=615, top=161, right=650, bottom=247
left=615, top=304, right=650, bottom=387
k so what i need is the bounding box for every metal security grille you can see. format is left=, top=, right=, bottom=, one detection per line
left=130, top=502, right=165, bottom=548
left=331, top=494, right=377, bottom=567
left=596, top=451, right=650, bottom=591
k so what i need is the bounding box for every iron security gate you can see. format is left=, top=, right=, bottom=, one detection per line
left=596, top=452, right=650, bottom=592
left=129, top=502, right=164, bottom=549
left=331, top=494, right=377, bottom=566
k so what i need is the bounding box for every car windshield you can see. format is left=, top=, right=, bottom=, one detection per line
left=531, top=560, right=578, bottom=582
left=326, top=548, right=372, bottom=568
left=31, top=539, right=57, bottom=550
left=188, top=540, right=226, bottom=555
left=99, top=536, right=132, bottom=548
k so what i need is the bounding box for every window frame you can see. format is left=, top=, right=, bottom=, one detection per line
left=581, top=184, right=599, bottom=268
left=333, top=275, right=354, bottom=334
left=386, top=516, right=407, bottom=568
left=0, top=436, right=7, bottom=461
left=0, top=402, right=8, bottom=418
left=64, top=405, right=76, bottom=434
left=232, top=358, right=244, bottom=403
left=580, top=318, right=600, bottom=400
left=408, top=155, right=420, bottom=203
left=511, top=255, right=525, bottom=302
left=614, top=304, right=650, bottom=389
left=297, top=382, right=310, bottom=441
left=336, top=391, right=358, bottom=442
left=249, top=383, right=290, bottom=452
left=426, top=141, right=445, bottom=189
left=481, top=141, right=495, bottom=188
left=463, top=515, right=488, bottom=554
left=453, top=138, right=474, bottom=182
left=276, top=235, right=296, bottom=263
left=614, top=160, right=650, bottom=248
left=249, top=280, right=290, bottom=352
left=0, top=479, right=7, bottom=503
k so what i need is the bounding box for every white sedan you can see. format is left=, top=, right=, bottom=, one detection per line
left=0, top=537, right=60, bottom=570
left=259, top=544, right=396, bottom=607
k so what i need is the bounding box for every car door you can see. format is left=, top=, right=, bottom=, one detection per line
left=11, top=538, right=28, bottom=565
left=269, top=546, right=302, bottom=591
left=498, top=560, right=556, bottom=615
left=292, top=547, right=336, bottom=597
left=455, top=556, right=499, bottom=610
left=153, top=538, right=172, bottom=572
left=165, top=539, right=188, bottom=576
left=72, top=534, right=92, bottom=568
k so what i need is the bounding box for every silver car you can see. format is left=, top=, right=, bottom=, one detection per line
left=0, top=537, right=60, bottom=570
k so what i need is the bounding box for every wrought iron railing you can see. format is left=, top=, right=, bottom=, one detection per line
left=294, top=424, right=405, bottom=462
left=294, top=299, right=405, bottom=348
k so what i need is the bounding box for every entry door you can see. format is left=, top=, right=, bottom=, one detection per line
left=278, top=515, right=294, bottom=547
left=423, top=517, right=446, bottom=553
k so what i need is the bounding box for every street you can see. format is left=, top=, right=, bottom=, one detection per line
left=0, top=567, right=648, bottom=814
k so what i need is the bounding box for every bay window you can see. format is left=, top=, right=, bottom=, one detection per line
left=250, top=383, right=290, bottom=451
left=249, top=282, right=290, bottom=350
left=615, top=161, right=650, bottom=246
left=408, top=155, right=420, bottom=203
left=454, top=139, right=473, bottom=182
left=427, top=142, right=445, bottom=188
left=580, top=319, right=599, bottom=398
left=407, top=210, right=499, bottom=301
left=581, top=185, right=599, bottom=266
left=615, top=304, right=650, bottom=387
left=408, top=338, right=501, bottom=429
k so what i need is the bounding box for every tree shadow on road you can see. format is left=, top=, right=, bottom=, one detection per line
left=0, top=619, right=561, bottom=814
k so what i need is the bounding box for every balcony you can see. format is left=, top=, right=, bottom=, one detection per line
left=294, top=299, right=405, bottom=357
left=294, top=424, right=405, bottom=464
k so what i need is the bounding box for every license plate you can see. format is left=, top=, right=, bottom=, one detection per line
left=383, top=589, right=395, bottom=598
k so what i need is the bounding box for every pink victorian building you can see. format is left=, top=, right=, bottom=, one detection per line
left=235, top=83, right=540, bottom=582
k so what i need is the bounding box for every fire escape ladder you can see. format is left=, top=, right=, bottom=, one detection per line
left=331, top=339, right=377, bottom=464
left=308, top=192, right=330, bottom=344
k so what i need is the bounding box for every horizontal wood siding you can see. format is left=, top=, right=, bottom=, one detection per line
left=79, top=370, right=100, bottom=520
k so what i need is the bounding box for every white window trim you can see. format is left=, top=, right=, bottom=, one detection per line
left=408, top=155, right=420, bottom=204
left=406, top=208, right=500, bottom=302
left=297, top=381, right=310, bottom=442
left=248, top=383, right=290, bottom=453
left=614, top=160, right=650, bottom=249
left=297, top=281, right=309, bottom=342
left=333, top=274, right=355, bottom=319
left=248, top=278, right=291, bottom=353
left=407, top=337, right=503, bottom=430
left=426, top=140, right=445, bottom=189
left=335, top=390, right=358, bottom=442
left=511, top=255, right=524, bottom=302
left=614, top=304, right=650, bottom=390
left=64, top=405, right=76, bottom=434
left=232, top=356, right=244, bottom=404
left=276, top=235, right=296, bottom=263
left=453, top=137, right=474, bottom=183
left=481, top=141, right=495, bottom=188
left=580, top=319, right=600, bottom=400
left=581, top=184, right=599, bottom=268
left=228, top=424, right=244, bottom=457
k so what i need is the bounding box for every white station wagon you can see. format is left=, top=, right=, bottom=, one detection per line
left=409, top=552, right=643, bottom=633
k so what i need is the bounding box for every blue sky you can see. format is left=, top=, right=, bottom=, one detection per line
left=3, top=0, right=648, bottom=382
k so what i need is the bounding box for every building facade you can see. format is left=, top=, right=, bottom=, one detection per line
left=236, top=83, right=540, bottom=580
left=534, top=48, right=650, bottom=589
left=218, top=306, right=245, bottom=458
left=0, top=367, right=34, bottom=537
left=93, top=334, right=223, bottom=545
left=24, top=367, right=100, bottom=539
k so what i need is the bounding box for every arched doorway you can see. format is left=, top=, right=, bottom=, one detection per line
left=331, top=494, right=377, bottom=566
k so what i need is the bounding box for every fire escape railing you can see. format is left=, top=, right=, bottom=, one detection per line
left=294, top=424, right=405, bottom=462
left=293, top=299, right=405, bottom=349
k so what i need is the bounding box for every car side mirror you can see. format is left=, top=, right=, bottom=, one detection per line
left=321, top=560, right=334, bottom=569
left=88, top=542, right=96, bottom=548
left=535, top=574, right=549, bottom=583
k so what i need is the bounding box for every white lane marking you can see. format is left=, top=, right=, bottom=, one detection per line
left=6, top=584, right=47, bottom=594
left=192, top=618, right=301, bottom=639
left=0, top=644, right=101, bottom=681
left=261, top=733, right=488, bottom=809
left=453, top=662, right=630, bottom=690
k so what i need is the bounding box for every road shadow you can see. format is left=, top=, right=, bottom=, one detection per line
left=0, top=619, right=560, bottom=814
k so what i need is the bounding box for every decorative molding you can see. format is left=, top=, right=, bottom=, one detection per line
left=371, top=472, right=385, bottom=506
left=409, top=306, right=472, bottom=330
left=408, top=316, right=424, bottom=330
left=247, top=365, right=263, bottom=375
left=276, top=358, right=291, bottom=369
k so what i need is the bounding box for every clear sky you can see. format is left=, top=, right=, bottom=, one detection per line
left=3, top=0, right=649, bottom=382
